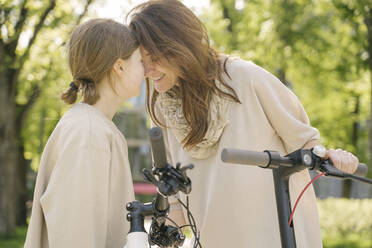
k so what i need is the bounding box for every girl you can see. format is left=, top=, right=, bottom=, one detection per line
left=24, top=18, right=144, bottom=247
left=128, top=1, right=359, bottom=247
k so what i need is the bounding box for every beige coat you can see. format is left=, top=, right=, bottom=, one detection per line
left=157, top=59, right=323, bottom=247
left=24, top=103, right=135, bottom=248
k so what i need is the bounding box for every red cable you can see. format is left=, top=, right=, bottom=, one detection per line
left=288, top=172, right=326, bottom=227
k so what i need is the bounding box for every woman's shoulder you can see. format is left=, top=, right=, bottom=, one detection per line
left=224, top=57, right=269, bottom=80
left=223, top=56, right=283, bottom=91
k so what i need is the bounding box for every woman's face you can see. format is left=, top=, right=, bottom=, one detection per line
left=116, top=48, right=145, bottom=99
left=140, top=46, right=178, bottom=93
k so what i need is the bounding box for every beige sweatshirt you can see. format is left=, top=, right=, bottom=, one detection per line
left=24, top=103, right=135, bottom=248
left=157, top=59, right=323, bottom=248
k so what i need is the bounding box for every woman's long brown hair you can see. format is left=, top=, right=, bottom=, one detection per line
left=128, top=0, right=240, bottom=149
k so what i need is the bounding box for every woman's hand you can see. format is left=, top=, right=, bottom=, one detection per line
left=303, top=141, right=359, bottom=174
left=324, top=148, right=359, bottom=174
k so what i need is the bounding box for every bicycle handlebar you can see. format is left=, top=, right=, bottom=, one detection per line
left=221, top=149, right=270, bottom=167
left=354, top=164, right=368, bottom=177
left=221, top=148, right=368, bottom=177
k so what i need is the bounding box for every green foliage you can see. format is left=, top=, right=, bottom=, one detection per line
left=8, top=0, right=371, bottom=178
left=12, top=0, right=95, bottom=170
left=19, top=26, right=71, bottom=170
left=205, top=0, right=372, bottom=176
left=317, top=198, right=372, bottom=247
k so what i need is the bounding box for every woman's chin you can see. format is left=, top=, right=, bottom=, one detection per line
left=154, top=84, right=171, bottom=94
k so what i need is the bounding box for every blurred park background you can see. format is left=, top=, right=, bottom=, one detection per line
left=0, top=0, right=372, bottom=247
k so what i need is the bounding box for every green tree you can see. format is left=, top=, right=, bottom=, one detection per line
left=204, top=0, right=371, bottom=186
left=0, top=0, right=94, bottom=236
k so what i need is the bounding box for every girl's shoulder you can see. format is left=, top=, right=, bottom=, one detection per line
left=51, top=103, right=123, bottom=152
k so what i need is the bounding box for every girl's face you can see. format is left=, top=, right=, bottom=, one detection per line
left=115, top=48, right=145, bottom=99
left=140, top=46, right=177, bottom=93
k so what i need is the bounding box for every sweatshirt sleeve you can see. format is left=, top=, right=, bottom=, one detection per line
left=247, top=62, right=320, bottom=153
left=39, top=145, right=111, bottom=248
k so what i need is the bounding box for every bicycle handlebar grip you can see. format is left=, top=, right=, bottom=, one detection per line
left=149, top=127, right=167, bottom=169
left=221, top=148, right=269, bottom=166
left=354, top=163, right=368, bottom=177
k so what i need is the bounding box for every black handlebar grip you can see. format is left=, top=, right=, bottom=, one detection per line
left=221, top=148, right=270, bottom=167
left=149, top=127, right=167, bottom=169
left=354, top=163, right=368, bottom=177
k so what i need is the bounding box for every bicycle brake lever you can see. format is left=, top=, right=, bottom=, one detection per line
left=319, top=161, right=346, bottom=178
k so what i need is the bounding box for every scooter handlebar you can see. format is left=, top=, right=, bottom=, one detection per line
left=221, top=148, right=368, bottom=177
left=221, top=149, right=269, bottom=167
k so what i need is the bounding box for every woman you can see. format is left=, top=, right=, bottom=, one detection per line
left=24, top=18, right=144, bottom=247
left=128, top=1, right=358, bottom=247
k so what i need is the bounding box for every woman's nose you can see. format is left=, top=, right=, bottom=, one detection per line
left=143, top=61, right=153, bottom=77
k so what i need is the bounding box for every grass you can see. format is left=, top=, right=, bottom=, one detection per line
left=1, top=226, right=370, bottom=248
left=317, top=198, right=372, bottom=248
left=0, top=226, right=27, bottom=248
left=323, top=234, right=372, bottom=248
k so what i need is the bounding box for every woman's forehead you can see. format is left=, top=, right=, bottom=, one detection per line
left=139, top=46, right=166, bottom=63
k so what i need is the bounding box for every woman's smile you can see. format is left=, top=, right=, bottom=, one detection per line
left=152, top=73, right=165, bottom=82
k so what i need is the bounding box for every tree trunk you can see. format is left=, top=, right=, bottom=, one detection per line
left=343, top=95, right=360, bottom=198
left=0, top=39, right=20, bottom=235
left=16, top=143, right=27, bottom=226
left=277, top=68, right=293, bottom=89
left=365, top=10, right=372, bottom=173
left=0, top=68, right=17, bottom=236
